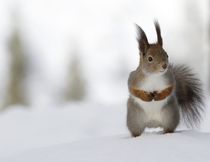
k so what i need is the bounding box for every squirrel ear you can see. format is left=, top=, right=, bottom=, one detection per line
left=154, top=20, right=162, bottom=46
left=136, top=24, right=149, bottom=55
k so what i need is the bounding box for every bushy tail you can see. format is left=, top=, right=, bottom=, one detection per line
left=171, top=65, right=204, bottom=127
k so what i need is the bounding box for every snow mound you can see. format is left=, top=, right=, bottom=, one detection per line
left=2, top=131, right=210, bottom=162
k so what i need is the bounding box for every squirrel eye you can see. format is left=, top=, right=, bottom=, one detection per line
left=148, top=56, right=153, bottom=62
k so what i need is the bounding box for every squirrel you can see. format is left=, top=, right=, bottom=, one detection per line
left=127, top=21, right=204, bottom=137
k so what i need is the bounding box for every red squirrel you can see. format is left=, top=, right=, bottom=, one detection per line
left=127, top=21, right=204, bottom=137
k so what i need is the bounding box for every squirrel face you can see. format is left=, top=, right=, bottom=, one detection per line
left=136, top=21, right=168, bottom=75
left=140, top=44, right=168, bottom=75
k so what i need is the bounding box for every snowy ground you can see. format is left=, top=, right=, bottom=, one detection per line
left=0, top=102, right=127, bottom=158
left=0, top=99, right=209, bottom=161
left=2, top=131, right=210, bottom=162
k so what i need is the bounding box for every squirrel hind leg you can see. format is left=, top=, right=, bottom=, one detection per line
left=127, top=98, right=146, bottom=137
left=127, top=110, right=145, bottom=137
left=161, top=98, right=180, bottom=134
left=131, top=130, right=144, bottom=137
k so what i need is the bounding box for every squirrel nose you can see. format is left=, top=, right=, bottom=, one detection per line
left=162, top=64, right=167, bottom=69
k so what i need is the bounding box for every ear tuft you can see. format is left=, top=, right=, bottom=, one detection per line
left=154, top=20, right=162, bottom=46
left=135, top=24, right=149, bottom=54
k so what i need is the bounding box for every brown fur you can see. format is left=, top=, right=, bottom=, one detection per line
left=130, top=85, right=174, bottom=102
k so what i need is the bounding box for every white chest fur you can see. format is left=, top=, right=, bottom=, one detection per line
left=139, top=74, right=168, bottom=92
left=131, top=74, right=170, bottom=124
left=132, top=95, right=167, bottom=123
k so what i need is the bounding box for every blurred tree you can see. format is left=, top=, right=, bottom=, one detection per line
left=4, top=12, right=28, bottom=108
left=65, top=50, right=86, bottom=101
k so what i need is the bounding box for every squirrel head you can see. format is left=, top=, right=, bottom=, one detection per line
left=136, top=21, right=168, bottom=75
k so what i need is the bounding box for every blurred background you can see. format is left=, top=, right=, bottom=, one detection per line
left=0, top=0, right=209, bottom=157
left=0, top=0, right=209, bottom=108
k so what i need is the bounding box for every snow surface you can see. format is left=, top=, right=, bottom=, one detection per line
left=0, top=102, right=128, bottom=158
left=0, top=102, right=127, bottom=158
left=0, top=99, right=209, bottom=161
left=1, top=131, right=210, bottom=162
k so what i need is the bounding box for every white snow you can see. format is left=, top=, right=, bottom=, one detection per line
left=1, top=131, right=210, bottom=162
left=0, top=100, right=209, bottom=162
left=0, top=102, right=127, bottom=157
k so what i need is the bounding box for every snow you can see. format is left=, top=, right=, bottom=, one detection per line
left=0, top=99, right=209, bottom=161
left=1, top=131, right=210, bottom=162
left=0, top=102, right=127, bottom=157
